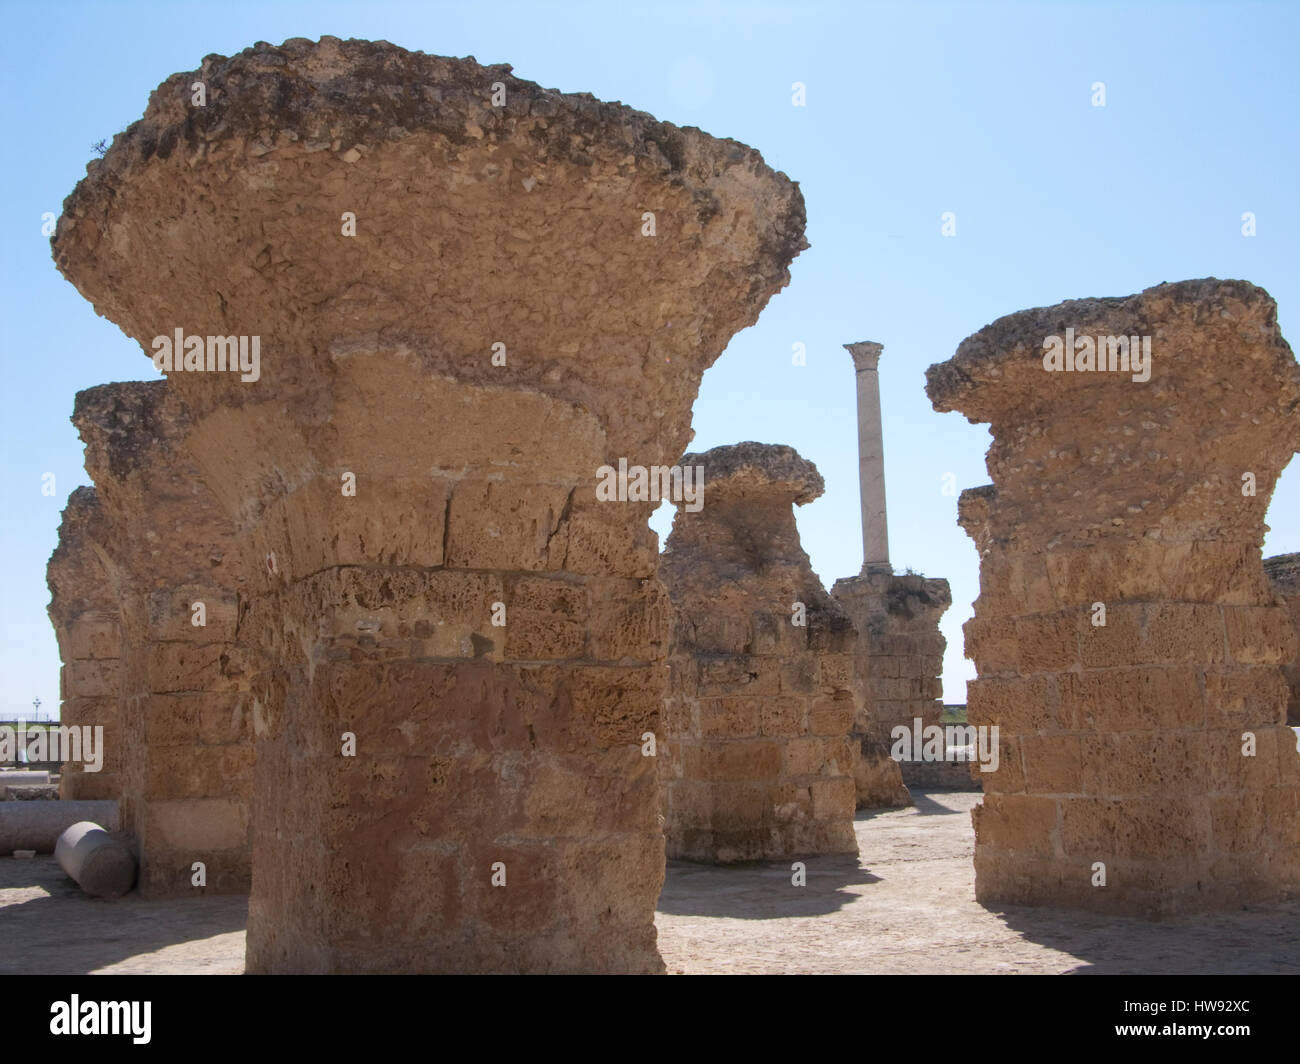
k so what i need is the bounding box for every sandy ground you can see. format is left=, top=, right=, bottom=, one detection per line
left=3, top=789, right=1297, bottom=975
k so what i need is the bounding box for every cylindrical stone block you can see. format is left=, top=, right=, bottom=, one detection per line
left=0, top=800, right=119, bottom=853
left=55, top=820, right=137, bottom=897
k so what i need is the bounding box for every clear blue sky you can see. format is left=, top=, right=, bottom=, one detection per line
left=2, top=0, right=1298, bottom=718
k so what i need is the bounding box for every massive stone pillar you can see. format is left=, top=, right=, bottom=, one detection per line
left=71, top=381, right=252, bottom=895
left=1263, top=553, right=1300, bottom=726
left=927, top=278, right=1300, bottom=916
left=833, top=341, right=949, bottom=804
left=47, top=487, right=123, bottom=801
left=658, top=443, right=858, bottom=862
left=52, top=38, right=806, bottom=972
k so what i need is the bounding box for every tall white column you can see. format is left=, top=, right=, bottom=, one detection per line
left=845, top=341, right=890, bottom=574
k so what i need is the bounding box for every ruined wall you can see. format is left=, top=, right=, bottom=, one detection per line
left=72, top=381, right=253, bottom=895
left=1263, top=553, right=1300, bottom=726
left=658, top=443, right=858, bottom=862
left=928, top=278, right=1300, bottom=916
left=47, top=487, right=123, bottom=800
left=52, top=38, right=806, bottom=972
left=832, top=572, right=950, bottom=803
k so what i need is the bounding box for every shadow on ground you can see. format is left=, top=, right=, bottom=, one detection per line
left=0, top=855, right=246, bottom=975
left=989, top=899, right=1300, bottom=975
left=657, top=854, right=880, bottom=919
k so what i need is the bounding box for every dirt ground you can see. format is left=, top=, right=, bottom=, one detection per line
left=3, top=790, right=1297, bottom=975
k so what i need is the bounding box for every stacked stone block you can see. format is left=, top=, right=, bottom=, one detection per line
left=1263, top=553, right=1300, bottom=726
left=659, top=443, right=858, bottom=862
left=928, top=278, right=1300, bottom=916
left=832, top=571, right=950, bottom=802
left=47, top=487, right=124, bottom=801
left=66, top=381, right=253, bottom=895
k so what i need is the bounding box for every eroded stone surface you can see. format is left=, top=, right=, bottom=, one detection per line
left=833, top=571, right=949, bottom=804
left=1264, top=553, right=1300, bottom=726
left=48, top=487, right=123, bottom=801
left=659, top=443, right=858, bottom=862
left=52, top=37, right=805, bottom=972
left=72, top=381, right=252, bottom=896
left=928, top=278, right=1300, bottom=916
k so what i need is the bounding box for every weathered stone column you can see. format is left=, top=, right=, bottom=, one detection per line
left=52, top=38, right=805, bottom=971
left=928, top=278, right=1300, bottom=916
left=47, top=487, right=123, bottom=801
left=846, top=341, right=890, bottom=573
left=1263, top=554, right=1300, bottom=726
left=658, top=443, right=858, bottom=862
left=71, top=381, right=252, bottom=896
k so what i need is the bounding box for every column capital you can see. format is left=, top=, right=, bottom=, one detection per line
left=844, top=341, right=884, bottom=372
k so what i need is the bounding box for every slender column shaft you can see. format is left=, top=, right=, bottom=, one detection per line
left=845, top=342, right=889, bottom=573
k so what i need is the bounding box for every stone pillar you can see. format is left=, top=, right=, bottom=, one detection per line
left=833, top=571, right=950, bottom=799
left=47, top=487, right=123, bottom=801
left=72, top=382, right=252, bottom=896
left=658, top=443, right=858, bottom=862
left=52, top=38, right=806, bottom=972
left=846, top=341, right=889, bottom=573
left=1263, top=553, right=1300, bottom=726
left=927, top=278, right=1300, bottom=916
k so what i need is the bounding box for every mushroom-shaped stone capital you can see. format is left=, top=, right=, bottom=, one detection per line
left=925, top=278, right=1300, bottom=433
left=51, top=37, right=808, bottom=459
left=679, top=441, right=824, bottom=506
left=927, top=278, right=1300, bottom=545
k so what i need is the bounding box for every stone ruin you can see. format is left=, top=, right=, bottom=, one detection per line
left=1263, top=553, right=1300, bottom=726
left=47, top=487, right=123, bottom=801
left=42, top=35, right=1295, bottom=972
left=67, top=380, right=253, bottom=895
left=928, top=278, right=1300, bottom=916
left=658, top=442, right=858, bottom=862
left=833, top=570, right=951, bottom=800
left=830, top=342, right=950, bottom=806
left=51, top=37, right=806, bottom=972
